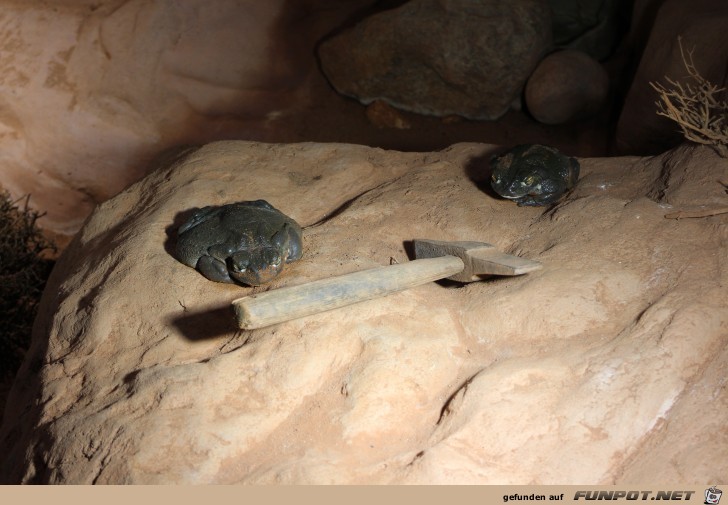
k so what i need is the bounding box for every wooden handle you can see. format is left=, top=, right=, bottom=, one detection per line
left=232, top=256, right=464, bottom=329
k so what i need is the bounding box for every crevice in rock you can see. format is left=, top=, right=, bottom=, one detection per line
left=646, top=157, right=672, bottom=203
left=436, top=372, right=478, bottom=426
left=406, top=449, right=425, bottom=468
left=303, top=173, right=410, bottom=228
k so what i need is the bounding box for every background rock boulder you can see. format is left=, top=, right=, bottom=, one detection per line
left=318, top=0, right=552, bottom=120
left=525, top=49, right=609, bottom=124
left=1, top=141, right=726, bottom=484
left=548, top=0, right=631, bottom=60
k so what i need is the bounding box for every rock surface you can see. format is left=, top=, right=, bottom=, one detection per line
left=1, top=141, right=726, bottom=484
left=318, top=0, right=552, bottom=120
left=615, top=0, right=728, bottom=155
left=0, top=0, right=372, bottom=241
left=525, top=50, right=609, bottom=125
left=0, top=0, right=621, bottom=249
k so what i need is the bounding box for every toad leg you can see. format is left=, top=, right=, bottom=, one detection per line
left=196, top=254, right=233, bottom=283
left=196, top=243, right=238, bottom=283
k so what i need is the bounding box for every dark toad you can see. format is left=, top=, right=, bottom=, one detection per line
left=175, top=200, right=302, bottom=286
left=490, top=144, right=580, bottom=206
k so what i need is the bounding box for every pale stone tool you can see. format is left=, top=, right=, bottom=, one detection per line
left=232, top=239, right=542, bottom=329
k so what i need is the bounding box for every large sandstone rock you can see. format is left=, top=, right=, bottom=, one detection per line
left=0, top=0, right=371, bottom=241
left=318, top=0, right=552, bottom=120
left=1, top=141, right=726, bottom=484
left=615, top=0, right=728, bottom=155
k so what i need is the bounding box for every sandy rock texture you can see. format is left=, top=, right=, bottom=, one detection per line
left=1, top=141, right=726, bottom=484
left=0, top=0, right=371, bottom=239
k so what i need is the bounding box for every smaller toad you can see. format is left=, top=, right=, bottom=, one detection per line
left=490, top=144, right=580, bottom=206
left=175, top=200, right=302, bottom=286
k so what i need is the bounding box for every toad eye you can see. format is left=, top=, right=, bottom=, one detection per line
left=524, top=175, right=536, bottom=185
left=229, top=251, right=250, bottom=273
left=262, top=249, right=282, bottom=267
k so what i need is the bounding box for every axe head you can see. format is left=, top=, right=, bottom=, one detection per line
left=413, top=239, right=542, bottom=282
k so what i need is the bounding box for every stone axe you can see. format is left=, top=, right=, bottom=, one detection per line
left=232, top=239, right=542, bottom=329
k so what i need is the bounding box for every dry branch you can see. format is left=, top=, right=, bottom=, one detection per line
left=650, top=36, right=728, bottom=157
left=664, top=206, right=728, bottom=219
left=0, top=191, right=55, bottom=382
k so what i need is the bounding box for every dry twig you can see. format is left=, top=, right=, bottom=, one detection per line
left=650, top=36, right=728, bottom=157
left=664, top=206, right=728, bottom=219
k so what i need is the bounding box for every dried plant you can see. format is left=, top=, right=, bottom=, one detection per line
left=650, top=36, right=728, bottom=157
left=0, top=191, right=55, bottom=385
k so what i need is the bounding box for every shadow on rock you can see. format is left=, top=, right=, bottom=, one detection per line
left=168, top=304, right=241, bottom=341
left=463, top=146, right=509, bottom=201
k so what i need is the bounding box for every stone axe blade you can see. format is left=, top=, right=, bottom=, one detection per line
left=232, top=238, right=542, bottom=329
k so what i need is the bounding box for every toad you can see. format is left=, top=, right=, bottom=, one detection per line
left=490, top=144, right=580, bottom=206
left=175, top=200, right=303, bottom=286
